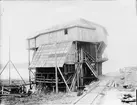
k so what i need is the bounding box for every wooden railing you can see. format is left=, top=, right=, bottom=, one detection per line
left=85, top=58, right=98, bottom=78
left=83, top=50, right=98, bottom=78
left=83, top=50, right=95, bottom=62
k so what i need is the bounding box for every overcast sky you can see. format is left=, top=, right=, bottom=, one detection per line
left=1, top=0, right=137, bottom=79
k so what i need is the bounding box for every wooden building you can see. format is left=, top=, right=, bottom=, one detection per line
left=27, top=19, right=108, bottom=92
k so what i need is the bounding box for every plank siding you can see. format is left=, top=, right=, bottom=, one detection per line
left=28, top=26, right=107, bottom=49
left=77, top=27, right=107, bottom=44
left=65, top=43, right=75, bottom=64
left=35, top=27, right=77, bottom=48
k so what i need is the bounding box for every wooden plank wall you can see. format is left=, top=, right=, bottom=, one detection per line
left=28, top=26, right=107, bottom=50
left=36, top=27, right=77, bottom=48
left=65, top=43, right=75, bottom=64
left=77, top=27, right=107, bottom=44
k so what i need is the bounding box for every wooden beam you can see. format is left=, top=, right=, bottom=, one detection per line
left=70, top=72, right=76, bottom=91
left=57, top=67, right=71, bottom=92
left=75, top=41, right=78, bottom=63
left=64, top=64, right=67, bottom=92
left=95, top=44, right=98, bottom=76
left=80, top=48, right=84, bottom=86
left=55, top=42, right=58, bottom=93
left=28, top=40, right=32, bottom=89
left=70, top=64, right=79, bottom=91
left=80, top=64, right=83, bottom=86
left=77, top=64, right=79, bottom=89
left=75, top=42, right=80, bottom=89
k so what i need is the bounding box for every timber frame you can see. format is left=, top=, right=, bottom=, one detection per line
left=28, top=41, right=106, bottom=92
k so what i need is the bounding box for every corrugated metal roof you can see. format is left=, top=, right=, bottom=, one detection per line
left=29, top=41, right=72, bottom=68
left=27, top=18, right=107, bottom=39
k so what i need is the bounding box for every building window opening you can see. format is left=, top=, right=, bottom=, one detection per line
left=64, top=29, right=68, bottom=35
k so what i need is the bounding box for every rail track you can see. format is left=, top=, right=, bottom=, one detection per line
left=73, top=79, right=110, bottom=105
left=89, top=80, right=110, bottom=105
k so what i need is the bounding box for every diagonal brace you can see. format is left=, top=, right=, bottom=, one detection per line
left=57, top=67, right=71, bottom=92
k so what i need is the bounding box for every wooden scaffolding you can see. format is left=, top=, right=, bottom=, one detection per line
left=28, top=41, right=107, bottom=92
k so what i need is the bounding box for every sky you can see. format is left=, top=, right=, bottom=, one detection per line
left=0, top=0, right=137, bottom=79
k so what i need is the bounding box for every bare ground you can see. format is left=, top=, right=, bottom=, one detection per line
left=1, top=91, right=78, bottom=105
left=1, top=67, right=137, bottom=105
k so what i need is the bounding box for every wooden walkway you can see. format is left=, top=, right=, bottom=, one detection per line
left=72, top=78, right=110, bottom=105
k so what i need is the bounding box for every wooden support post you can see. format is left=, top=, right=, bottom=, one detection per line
left=57, top=67, right=71, bottom=92
left=64, top=64, right=67, bottom=92
left=80, top=48, right=84, bottom=86
left=75, top=42, right=79, bottom=90
left=28, top=40, right=31, bottom=89
left=84, top=64, right=87, bottom=82
left=80, top=64, right=83, bottom=86
left=95, top=44, right=98, bottom=76
left=77, top=64, right=79, bottom=89
left=55, top=66, right=58, bottom=93
left=29, top=69, right=31, bottom=88
left=55, top=42, right=58, bottom=93
left=75, top=41, right=78, bottom=63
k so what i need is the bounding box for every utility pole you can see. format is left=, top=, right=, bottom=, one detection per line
left=0, top=1, right=2, bottom=73
left=135, top=0, right=137, bottom=15
left=9, top=36, right=11, bottom=85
